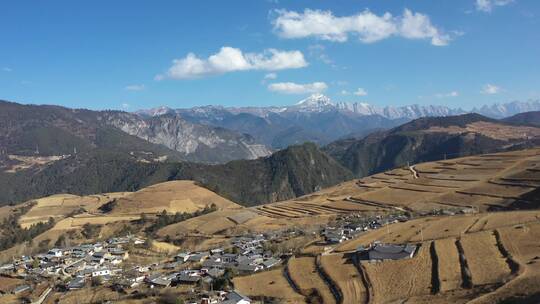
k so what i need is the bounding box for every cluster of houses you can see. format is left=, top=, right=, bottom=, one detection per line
left=0, top=235, right=144, bottom=291
left=165, top=234, right=282, bottom=284
left=323, top=213, right=410, bottom=244
left=0, top=232, right=261, bottom=304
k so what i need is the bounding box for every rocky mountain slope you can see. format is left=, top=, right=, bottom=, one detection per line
left=141, top=94, right=407, bottom=148
left=138, top=95, right=540, bottom=149
left=324, top=113, right=540, bottom=177
left=101, top=111, right=270, bottom=163
left=0, top=100, right=271, bottom=164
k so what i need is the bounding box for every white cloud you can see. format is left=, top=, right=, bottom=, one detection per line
left=481, top=84, right=501, bottom=94
left=264, top=72, right=278, bottom=80
left=400, top=9, right=451, bottom=46
left=341, top=90, right=350, bottom=95
left=435, top=91, right=459, bottom=98
left=121, top=103, right=130, bottom=109
left=476, top=0, right=513, bottom=12
left=268, top=81, right=328, bottom=94
left=157, top=46, right=308, bottom=80
left=125, top=84, right=145, bottom=91
left=272, top=8, right=455, bottom=46
left=353, top=88, right=368, bottom=96
left=2, top=67, right=12, bottom=72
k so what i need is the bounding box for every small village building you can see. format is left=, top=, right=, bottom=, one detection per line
left=187, top=252, right=209, bottom=263
left=222, top=290, right=251, bottom=304
left=262, top=258, right=281, bottom=269
left=109, top=248, right=129, bottom=260
left=47, top=248, right=63, bottom=257
left=357, top=243, right=417, bottom=261
left=236, top=263, right=263, bottom=273
left=176, top=273, right=201, bottom=284
left=67, top=276, right=86, bottom=290
left=149, top=277, right=171, bottom=288
left=92, top=268, right=111, bottom=277
left=206, top=267, right=225, bottom=278
left=174, top=253, right=191, bottom=262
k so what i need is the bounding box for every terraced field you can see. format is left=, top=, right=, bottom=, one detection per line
left=320, top=253, right=368, bottom=304
left=362, top=244, right=433, bottom=304
left=434, top=238, right=463, bottom=292
left=18, top=192, right=129, bottom=228
left=287, top=256, right=336, bottom=304
left=232, top=268, right=306, bottom=303
left=108, top=180, right=242, bottom=215
left=153, top=149, right=540, bottom=241
left=229, top=210, right=540, bottom=304
left=459, top=231, right=511, bottom=286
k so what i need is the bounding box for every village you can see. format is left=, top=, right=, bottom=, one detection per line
left=0, top=205, right=480, bottom=304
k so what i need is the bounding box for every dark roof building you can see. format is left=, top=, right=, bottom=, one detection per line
left=366, top=244, right=417, bottom=260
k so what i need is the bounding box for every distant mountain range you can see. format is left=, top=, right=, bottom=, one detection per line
left=2, top=96, right=540, bottom=207
left=0, top=100, right=271, bottom=164
left=137, top=94, right=540, bottom=149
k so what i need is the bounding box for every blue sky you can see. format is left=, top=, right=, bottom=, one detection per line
left=1, top=0, right=539, bottom=110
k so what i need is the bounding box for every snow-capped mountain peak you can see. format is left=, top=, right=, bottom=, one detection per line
left=295, top=94, right=334, bottom=108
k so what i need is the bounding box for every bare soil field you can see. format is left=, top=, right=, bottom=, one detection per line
left=460, top=231, right=511, bottom=286
left=232, top=268, right=306, bottom=303
left=362, top=243, right=433, bottom=304
left=320, top=253, right=368, bottom=304
left=288, top=256, right=336, bottom=304
left=3, top=154, right=66, bottom=173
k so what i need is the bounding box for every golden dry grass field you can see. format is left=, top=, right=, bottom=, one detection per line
left=109, top=180, right=242, bottom=215
left=320, top=253, right=368, bottom=304
left=18, top=192, right=130, bottom=228
left=287, top=256, right=336, bottom=304
left=362, top=244, right=433, bottom=304
left=232, top=268, right=306, bottom=303
left=433, top=238, right=463, bottom=292
left=234, top=209, right=540, bottom=304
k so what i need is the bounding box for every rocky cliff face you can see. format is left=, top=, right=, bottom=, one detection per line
left=101, top=112, right=272, bottom=163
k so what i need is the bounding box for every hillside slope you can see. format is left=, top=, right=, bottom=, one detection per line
left=0, top=143, right=352, bottom=207
left=325, top=113, right=540, bottom=177
left=0, top=100, right=271, bottom=164
left=503, top=111, right=540, bottom=127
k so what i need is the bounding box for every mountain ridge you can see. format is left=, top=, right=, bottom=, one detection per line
left=324, top=113, right=540, bottom=177
left=0, top=100, right=271, bottom=164
left=135, top=95, right=540, bottom=149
